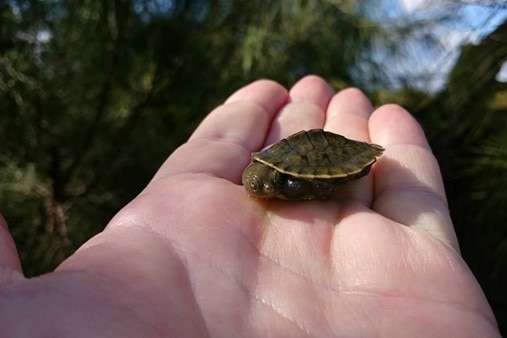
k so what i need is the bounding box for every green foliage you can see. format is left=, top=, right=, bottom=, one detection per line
left=0, top=0, right=379, bottom=275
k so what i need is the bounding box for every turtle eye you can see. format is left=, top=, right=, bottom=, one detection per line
left=249, top=176, right=261, bottom=193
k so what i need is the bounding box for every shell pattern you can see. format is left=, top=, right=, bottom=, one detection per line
left=253, top=129, right=384, bottom=179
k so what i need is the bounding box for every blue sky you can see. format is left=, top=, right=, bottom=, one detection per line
left=377, top=0, right=507, bottom=92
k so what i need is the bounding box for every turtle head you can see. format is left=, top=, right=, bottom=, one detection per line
left=242, top=162, right=280, bottom=198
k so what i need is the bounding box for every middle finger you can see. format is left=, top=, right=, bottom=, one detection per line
left=264, top=75, right=334, bottom=146
left=325, top=88, right=376, bottom=205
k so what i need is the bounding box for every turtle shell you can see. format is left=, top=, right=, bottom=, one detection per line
left=242, top=129, right=384, bottom=200
left=253, top=129, right=384, bottom=179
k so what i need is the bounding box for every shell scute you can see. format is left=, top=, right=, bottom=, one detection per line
left=253, top=129, right=384, bottom=179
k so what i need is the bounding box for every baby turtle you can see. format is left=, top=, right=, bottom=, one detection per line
left=242, top=129, right=384, bottom=200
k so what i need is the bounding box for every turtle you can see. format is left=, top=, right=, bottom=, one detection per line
left=242, top=129, right=384, bottom=200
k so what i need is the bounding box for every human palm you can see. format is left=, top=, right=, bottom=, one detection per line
left=0, top=76, right=499, bottom=337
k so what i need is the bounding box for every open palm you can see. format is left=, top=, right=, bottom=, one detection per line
left=0, top=76, right=499, bottom=337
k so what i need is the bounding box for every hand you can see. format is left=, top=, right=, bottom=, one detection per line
left=0, top=76, right=500, bottom=337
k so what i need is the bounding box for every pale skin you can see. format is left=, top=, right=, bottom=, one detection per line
left=0, top=75, right=500, bottom=337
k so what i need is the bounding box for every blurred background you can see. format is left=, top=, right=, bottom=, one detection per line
left=1, top=0, right=506, bottom=333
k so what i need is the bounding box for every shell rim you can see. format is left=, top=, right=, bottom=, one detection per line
left=251, top=155, right=382, bottom=179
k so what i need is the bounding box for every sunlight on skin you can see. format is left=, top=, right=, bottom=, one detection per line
left=0, top=75, right=501, bottom=337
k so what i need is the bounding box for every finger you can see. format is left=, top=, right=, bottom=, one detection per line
left=264, top=75, right=333, bottom=145
left=154, top=80, right=289, bottom=183
left=325, top=87, right=373, bottom=140
left=0, top=214, right=23, bottom=274
left=195, top=78, right=289, bottom=148
left=369, top=104, right=459, bottom=250
left=324, top=88, right=376, bottom=205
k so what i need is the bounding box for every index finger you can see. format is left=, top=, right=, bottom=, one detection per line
left=369, top=104, right=459, bottom=250
left=153, top=80, right=289, bottom=183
